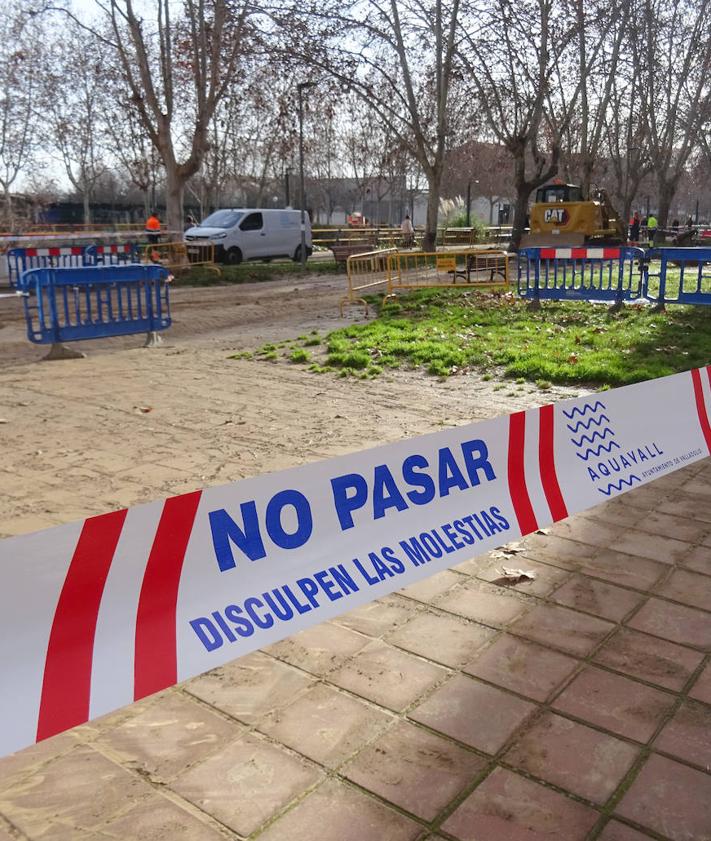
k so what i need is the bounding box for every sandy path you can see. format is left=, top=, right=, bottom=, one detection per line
left=0, top=273, right=581, bottom=538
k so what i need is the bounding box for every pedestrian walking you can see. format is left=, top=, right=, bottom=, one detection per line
left=629, top=211, right=641, bottom=242
left=401, top=214, right=414, bottom=248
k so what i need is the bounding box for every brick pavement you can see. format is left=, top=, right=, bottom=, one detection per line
left=0, top=460, right=709, bottom=840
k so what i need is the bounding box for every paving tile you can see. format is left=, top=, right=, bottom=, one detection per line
left=409, top=674, right=536, bottom=754
left=615, top=753, right=711, bottom=841
left=103, top=793, right=229, bottom=840
left=597, top=821, right=656, bottom=840
left=437, top=579, right=531, bottom=627
left=329, top=639, right=446, bottom=711
left=680, top=476, right=711, bottom=499
left=0, top=745, right=153, bottom=837
left=552, top=666, right=675, bottom=743
left=611, top=530, right=692, bottom=565
left=0, top=731, right=78, bottom=794
left=386, top=611, right=495, bottom=667
left=661, top=492, right=711, bottom=524
left=464, top=634, right=579, bottom=702
left=582, top=500, right=649, bottom=530
left=637, top=510, right=711, bottom=543
left=472, top=557, right=570, bottom=597
left=186, top=651, right=315, bottom=725
left=654, top=700, right=711, bottom=768
left=549, top=517, right=624, bottom=548
left=334, top=594, right=419, bottom=637
left=519, top=534, right=596, bottom=569
left=628, top=598, right=711, bottom=650
left=594, top=628, right=703, bottom=691
left=341, top=720, right=486, bottom=821
left=689, top=660, right=711, bottom=704
left=171, top=732, right=322, bottom=836
left=441, top=766, right=599, bottom=841
left=656, top=567, right=711, bottom=612
left=503, top=712, right=640, bottom=804
left=510, top=603, right=614, bottom=657
left=265, top=621, right=370, bottom=676
left=551, top=575, right=644, bottom=622
left=94, top=692, right=241, bottom=781
left=398, top=569, right=463, bottom=603
left=256, top=778, right=422, bottom=841
left=259, top=683, right=393, bottom=768
left=575, top=549, right=667, bottom=591
left=682, top=544, right=711, bottom=575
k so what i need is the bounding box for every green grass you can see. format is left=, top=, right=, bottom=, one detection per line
left=318, top=288, right=711, bottom=386
left=171, top=260, right=340, bottom=287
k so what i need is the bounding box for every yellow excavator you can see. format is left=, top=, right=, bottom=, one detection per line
left=521, top=182, right=627, bottom=248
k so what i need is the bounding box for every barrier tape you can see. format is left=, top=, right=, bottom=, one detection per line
left=1, top=368, right=710, bottom=758
left=538, top=247, right=621, bottom=260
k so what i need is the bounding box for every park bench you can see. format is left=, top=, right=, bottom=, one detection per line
left=330, top=241, right=376, bottom=267
left=19, top=264, right=172, bottom=359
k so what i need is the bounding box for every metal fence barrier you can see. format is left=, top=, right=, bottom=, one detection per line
left=518, top=246, right=647, bottom=305
left=341, top=248, right=397, bottom=314
left=644, top=247, right=711, bottom=307
left=7, top=246, right=86, bottom=289
left=387, top=249, right=509, bottom=294
left=20, top=264, right=171, bottom=359
left=144, top=241, right=221, bottom=274
left=85, top=243, right=140, bottom=266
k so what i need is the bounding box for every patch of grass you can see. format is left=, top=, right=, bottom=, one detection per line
left=229, top=350, right=253, bottom=360
left=289, top=348, right=310, bottom=364
left=321, top=288, right=711, bottom=386
left=303, top=336, right=321, bottom=346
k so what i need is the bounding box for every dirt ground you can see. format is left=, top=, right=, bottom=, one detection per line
left=0, top=272, right=582, bottom=538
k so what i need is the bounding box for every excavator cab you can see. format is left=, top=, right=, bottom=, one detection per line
left=521, top=182, right=626, bottom=248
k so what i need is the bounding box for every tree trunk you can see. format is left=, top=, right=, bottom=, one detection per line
left=422, top=168, right=442, bottom=252
left=164, top=166, right=184, bottom=237
left=510, top=187, right=531, bottom=252
left=83, top=191, right=91, bottom=225
left=656, top=176, right=677, bottom=229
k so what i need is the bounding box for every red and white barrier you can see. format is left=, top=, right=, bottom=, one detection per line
left=538, top=247, right=621, bottom=260
left=0, top=368, right=710, bottom=758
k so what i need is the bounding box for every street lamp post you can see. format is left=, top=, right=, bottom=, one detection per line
left=297, top=81, right=316, bottom=269
left=465, top=179, right=479, bottom=227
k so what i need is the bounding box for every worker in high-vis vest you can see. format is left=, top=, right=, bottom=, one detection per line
left=145, top=212, right=161, bottom=244
left=646, top=213, right=658, bottom=247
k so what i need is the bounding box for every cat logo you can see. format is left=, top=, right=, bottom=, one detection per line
left=544, top=208, right=569, bottom=225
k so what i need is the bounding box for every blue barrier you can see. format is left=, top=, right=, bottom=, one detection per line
left=84, top=243, right=140, bottom=266
left=645, top=248, right=711, bottom=306
left=7, top=246, right=87, bottom=289
left=518, top=246, right=647, bottom=304
left=21, top=265, right=171, bottom=347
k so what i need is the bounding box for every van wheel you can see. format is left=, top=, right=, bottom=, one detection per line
left=293, top=245, right=311, bottom=263
left=225, top=247, right=242, bottom=265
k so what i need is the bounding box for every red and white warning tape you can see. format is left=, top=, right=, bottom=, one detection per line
left=538, top=247, right=621, bottom=260
left=1, top=368, right=710, bottom=758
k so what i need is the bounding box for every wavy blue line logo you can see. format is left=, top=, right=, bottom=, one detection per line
left=564, top=397, right=665, bottom=496
left=566, top=414, right=611, bottom=433
left=598, top=476, right=641, bottom=496
left=576, top=441, right=621, bottom=461
left=570, top=428, right=616, bottom=448
left=563, top=400, right=606, bottom=419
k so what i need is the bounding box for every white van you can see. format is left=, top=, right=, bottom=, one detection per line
left=184, top=208, right=312, bottom=265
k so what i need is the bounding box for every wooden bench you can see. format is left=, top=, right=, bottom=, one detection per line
left=330, top=241, right=376, bottom=268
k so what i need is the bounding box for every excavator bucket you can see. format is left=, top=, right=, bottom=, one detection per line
left=519, top=232, right=586, bottom=249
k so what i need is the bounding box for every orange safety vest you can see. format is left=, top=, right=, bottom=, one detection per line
left=145, top=216, right=161, bottom=232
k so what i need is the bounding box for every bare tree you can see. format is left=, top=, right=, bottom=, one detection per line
left=458, top=0, right=582, bottom=249
left=633, top=0, right=711, bottom=226
left=0, top=12, right=42, bottom=228
left=41, top=22, right=108, bottom=224
left=282, top=0, right=463, bottom=250
left=81, top=0, right=256, bottom=232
